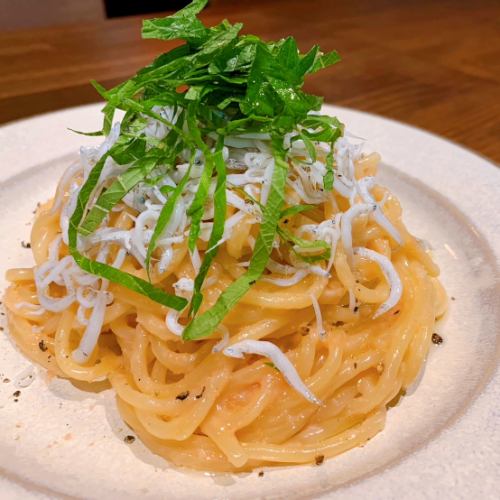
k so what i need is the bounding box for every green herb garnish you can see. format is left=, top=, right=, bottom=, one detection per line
left=68, top=149, right=187, bottom=311
left=69, top=0, right=343, bottom=338
left=189, top=136, right=227, bottom=317
left=277, top=226, right=331, bottom=264
left=280, top=204, right=315, bottom=219
left=183, top=134, right=290, bottom=340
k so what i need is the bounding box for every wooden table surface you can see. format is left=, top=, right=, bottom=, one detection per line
left=0, top=0, right=499, bottom=163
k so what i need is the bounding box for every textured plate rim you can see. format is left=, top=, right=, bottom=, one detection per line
left=0, top=103, right=498, bottom=499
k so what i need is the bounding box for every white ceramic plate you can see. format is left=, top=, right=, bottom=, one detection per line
left=0, top=104, right=498, bottom=500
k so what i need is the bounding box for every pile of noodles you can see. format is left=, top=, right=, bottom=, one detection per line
left=5, top=115, right=447, bottom=471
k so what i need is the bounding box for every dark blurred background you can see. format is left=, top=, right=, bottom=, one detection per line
left=105, top=0, right=190, bottom=19
left=0, top=0, right=498, bottom=162
left=0, top=0, right=191, bottom=30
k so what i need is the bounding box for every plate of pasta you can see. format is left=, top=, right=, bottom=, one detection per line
left=1, top=2, right=499, bottom=499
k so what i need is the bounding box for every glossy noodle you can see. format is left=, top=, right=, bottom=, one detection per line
left=3, top=0, right=447, bottom=473
left=5, top=140, right=446, bottom=471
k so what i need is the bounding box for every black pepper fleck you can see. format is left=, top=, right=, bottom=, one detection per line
left=195, top=386, right=206, bottom=399
left=451, top=296, right=456, bottom=301
left=38, top=340, right=48, bottom=352
left=21, top=241, right=31, bottom=249
left=258, top=471, right=264, bottom=477
left=393, top=310, right=400, bottom=315
left=176, top=391, right=190, bottom=401
left=354, top=363, right=358, bottom=369
left=315, top=455, right=325, bottom=465
left=432, top=333, right=444, bottom=345
left=3, top=378, right=10, bottom=384
left=353, top=306, right=359, bottom=313
left=332, top=321, right=344, bottom=327
left=124, top=435, right=136, bottom=444
left=249, top=280, right=256, bottom=285
left=13, top=390, right=21, bottom=398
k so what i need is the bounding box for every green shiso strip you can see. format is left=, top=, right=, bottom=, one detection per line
left=68, top=146, right=187, bottom=311
left=183, top=134, right=290, bottom=340
left=69, top=0, right=343, bottom=338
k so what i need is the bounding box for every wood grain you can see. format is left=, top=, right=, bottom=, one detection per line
left=0, top=0, right=498, bottom=162
left=0, top=0, right=105, bottom=31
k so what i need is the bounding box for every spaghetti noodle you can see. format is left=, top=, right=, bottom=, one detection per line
left=3, top=0, right=446, bottom=472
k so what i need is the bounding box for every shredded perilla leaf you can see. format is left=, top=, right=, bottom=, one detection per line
left=68, top=0, right=342, bottom=341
